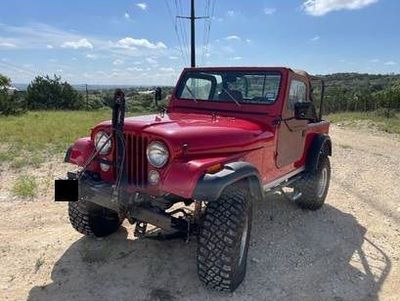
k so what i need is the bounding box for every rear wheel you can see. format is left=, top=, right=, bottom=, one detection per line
left=68, top=200, right=123, bottom=237
left=197, top=184, right=253, bottom=292
left=294, top=155, right=331, bottom=210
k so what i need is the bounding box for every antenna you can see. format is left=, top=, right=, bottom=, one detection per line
left=177, top=0, right=209, bottom=67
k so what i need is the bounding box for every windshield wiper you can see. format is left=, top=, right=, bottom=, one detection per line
left=221, top=87, right=241, bottom=107
left=184, top=84, right=198, bottom=103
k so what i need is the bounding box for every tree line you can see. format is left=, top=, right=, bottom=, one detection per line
left=1, top=72, right=400, bottom=117
left=0, top=74, right=170, bottom=116
left=317, top=73, right=400, bottom=117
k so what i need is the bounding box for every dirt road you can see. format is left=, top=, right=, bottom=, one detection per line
left=0, top=125, right=399, bottom=301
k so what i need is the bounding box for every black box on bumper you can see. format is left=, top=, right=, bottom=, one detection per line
left=55, top=172, right=120, bottom=212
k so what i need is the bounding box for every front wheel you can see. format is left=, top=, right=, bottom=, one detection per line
left=294, top=156, right=331, bottom=210
left=68, top=200, right=123, bottom=237
left=197, top=184, right=253, bottom=292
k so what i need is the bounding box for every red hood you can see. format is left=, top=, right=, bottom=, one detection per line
left=97, top=113, right=274, bottom=156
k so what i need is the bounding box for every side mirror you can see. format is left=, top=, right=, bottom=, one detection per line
left=294, top=102, right=316, bottom=120
left=154, top=87, right=162, bottom=107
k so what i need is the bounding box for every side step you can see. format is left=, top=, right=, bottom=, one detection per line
left=263, top=167, right=305, bottom=193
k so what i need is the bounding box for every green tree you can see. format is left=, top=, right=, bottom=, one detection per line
left=0, top=73, right=26, bottom=116
left=26, top=75, right=83, bottom=110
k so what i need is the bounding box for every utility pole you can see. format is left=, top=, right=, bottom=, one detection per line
left=177, top=0, right=208, bottom=68
left=85, top=84, right=89, bottom=110
left=190, top=0, right=195, bottom=68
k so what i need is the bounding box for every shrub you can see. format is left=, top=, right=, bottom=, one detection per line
left=374, top=108, right=397, bottom=118
left=26, top=75, right=83, bottom=110
left=12, top=176, right=38, bottom=198
left=0, top=74, right=26, bottom=116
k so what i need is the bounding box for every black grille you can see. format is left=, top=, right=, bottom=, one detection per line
left=123, top=133, right=148, bottom=187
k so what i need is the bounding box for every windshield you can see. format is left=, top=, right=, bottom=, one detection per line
left=176, top=71, right=281, bottom=104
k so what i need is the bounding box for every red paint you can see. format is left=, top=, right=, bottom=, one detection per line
left=66, top=67, right=329, bottom=199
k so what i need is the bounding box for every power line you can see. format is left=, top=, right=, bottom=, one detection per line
left=0, top=60, right=37, bottom=77
left=164, top=0, right=187, bottom=65
left=177, top=0, right=190, bottom=65
left=200, top=0, right=210, bottom=65
left=176, top=0, right=209, bottom=67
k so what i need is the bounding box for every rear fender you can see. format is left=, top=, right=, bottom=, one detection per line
left=193, top=162, right=263, bottom=202
left=306, top=134, right=332, bottom=171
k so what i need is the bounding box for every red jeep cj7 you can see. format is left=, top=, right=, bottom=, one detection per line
left=56, top=67, right=332, bottom=292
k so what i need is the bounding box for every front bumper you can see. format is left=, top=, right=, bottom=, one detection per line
left=55, top=171, right=190, bottom=234
left=55, top=172, right=120, bottom=212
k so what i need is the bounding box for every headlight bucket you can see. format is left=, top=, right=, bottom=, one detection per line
left=146, top=141, right=169, bottom=168
left=95, top=131, right=112, bottom=155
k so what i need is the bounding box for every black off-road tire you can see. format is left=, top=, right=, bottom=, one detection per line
left=68, top=200, right=123, bottom=237
left=294, top=155, right=331, bottom=210
left=197, top=184, right=253, bottom=292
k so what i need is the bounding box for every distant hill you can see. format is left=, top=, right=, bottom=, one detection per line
left=13, top=83, right=153, bottom=92
left=319, top=73, right=400, bottom=91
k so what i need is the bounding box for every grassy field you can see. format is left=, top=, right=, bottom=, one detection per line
left=327, top=112, right=400, bottom=135
left=0, top=110, right=137, bottom=173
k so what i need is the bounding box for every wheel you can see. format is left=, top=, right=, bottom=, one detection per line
left=197, top=184, right=253, bottom=292
left=68, top=200, right=123, bottom=237
left=294, top=155, right=331, bottom=210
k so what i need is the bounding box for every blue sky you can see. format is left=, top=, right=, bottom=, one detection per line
left=0, top=0, right=398, bottom=85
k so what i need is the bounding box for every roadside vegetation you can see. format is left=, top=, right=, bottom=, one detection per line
left=328, top=112, right=400, bottom=135
left=11, top=176, right=38, bottom=198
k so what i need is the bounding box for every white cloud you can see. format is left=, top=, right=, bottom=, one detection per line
left=146, top=57, right=158, bottom=65
left=230, top=56, right=243, bottom=60
left=115, top=37, right=167, bottom=50
left=127, top=67, right=144, bottom=72
left=159, top=67, right=175, bottom=73
left=136, top=2, right=147, bottom=10
left=384, top=61, right=397, bottom=66
left=113, top=59, right=124, bottom=65
left=370, top=58, right=380, bottom=63
left=124, top=12, right=131, bottom=19
left=264, top=8, right=277, bottom=15
left=0, top=41, right=17, bottom=48
left=61, top=38, right=93, bottom=49
left=46, top=44, right=54, bottom=49
left=227, top=10, right=238, bottom=17
left=310, top=35, right=320, bottom=41
left=225, top=35, right=241, bottom=41
left=303, top=0, right=378, bottom=16
left=169, top=56, right=179, bottom=60
left=86, top=54, right=98, bottom=60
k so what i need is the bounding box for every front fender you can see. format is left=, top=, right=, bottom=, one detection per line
left=64, top=137, right=98, bottom=171
left=193, top=162, right=263, bottom=202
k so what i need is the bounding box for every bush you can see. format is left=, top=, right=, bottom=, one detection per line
left=0, top=74, right=26, bottom=116
left=26, top=75, right=83, bottom=110
left=374, top=108, right=397, bottom=118
left=12, top=176, right=37, bottom=198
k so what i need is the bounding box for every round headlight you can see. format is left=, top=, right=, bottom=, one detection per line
left=147, top=141, right=169, bottom=168
left=95, top=131, right=112, bottom=155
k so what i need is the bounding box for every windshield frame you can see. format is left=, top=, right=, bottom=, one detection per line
left=175, top=69, right=283, bottom=106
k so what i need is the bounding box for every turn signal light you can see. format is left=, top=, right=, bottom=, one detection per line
left=206, top=163, right=223, bottom=174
